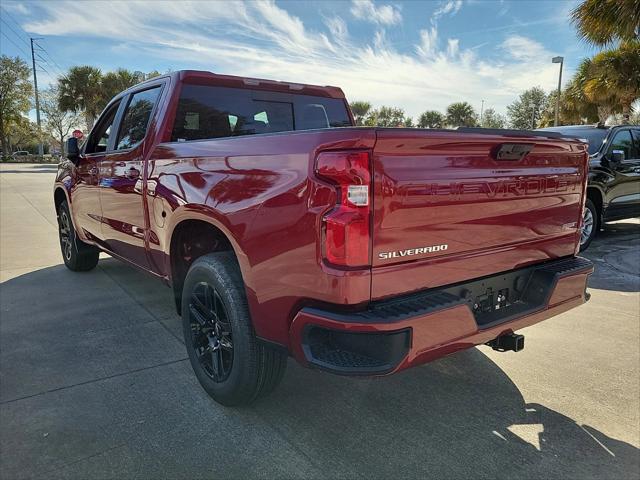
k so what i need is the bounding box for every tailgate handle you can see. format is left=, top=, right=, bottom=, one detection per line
left=492, top=143, right=534, bottom=161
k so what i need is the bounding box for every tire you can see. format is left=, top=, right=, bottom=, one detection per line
left=181, top=252, right=287, bottom=406
left=57, top=201, right=100, bottom=271
left=580, top=198, right=599, bottom=252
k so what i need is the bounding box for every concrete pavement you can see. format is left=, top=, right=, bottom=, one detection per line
left=1, top=163, right=638, bottom=479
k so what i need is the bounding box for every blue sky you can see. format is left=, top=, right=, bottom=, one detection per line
left=1, top=0, right=595, bottom=120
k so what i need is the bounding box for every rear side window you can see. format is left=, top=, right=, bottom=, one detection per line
left=116, top=87, right=161, bottom=150
left=171, top=84, right=351, bottom=142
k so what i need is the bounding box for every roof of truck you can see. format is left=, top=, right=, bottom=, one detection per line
left=127, top=69, right=346, bottom=100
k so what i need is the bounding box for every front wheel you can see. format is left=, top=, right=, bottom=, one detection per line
left=580, top=198, right=599, bottom=251
left=181, top=252, right=287, bottom=406
left=57, top=201, right=100, bottom=271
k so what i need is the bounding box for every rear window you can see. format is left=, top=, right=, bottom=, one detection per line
left=171, top=84, right=351, bottom=142
left=542, top=127, right=608, bottom=155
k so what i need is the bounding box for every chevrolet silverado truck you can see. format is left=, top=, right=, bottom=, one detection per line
left=55, top=70, right=594, bottom=406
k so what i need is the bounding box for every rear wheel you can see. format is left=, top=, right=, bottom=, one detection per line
left=580, top=198, right=598, bottom=251
left=181, top=252, right=287, bottom=406
left=57, top=201, right=100, bottom=271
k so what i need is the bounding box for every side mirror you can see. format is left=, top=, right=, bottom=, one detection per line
left=66, top=137, right=80, bottom=163
left=609, top=150, right=624, bottom=167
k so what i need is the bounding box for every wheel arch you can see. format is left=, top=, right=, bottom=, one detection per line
left=53, top=185, right=70, bottom=214
left=166, top=206, right=251, bottom=315
left=586, top=185, right=604, bottom=221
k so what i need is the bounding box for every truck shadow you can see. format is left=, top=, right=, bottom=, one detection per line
left=258, top=351, right=639, bottom=479
left=1, top=259, right=638, bottom=479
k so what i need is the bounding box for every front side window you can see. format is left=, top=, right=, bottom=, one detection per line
left=171, top=84, right=351, bottom=142
left=85, top=101, right=120, bottom=154
left=116, top=87, right=161, bottom=150
left=608, top=130, right=638, bottom=160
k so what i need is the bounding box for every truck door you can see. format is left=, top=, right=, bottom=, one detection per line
left=603, top=128, right=640, bottom=221
left=69, top=100, right=122, bottom=243
left=98, top=86, right=162, bottom=270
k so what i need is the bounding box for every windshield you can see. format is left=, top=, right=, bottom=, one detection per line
left=541, top=128, right=608, bottom=155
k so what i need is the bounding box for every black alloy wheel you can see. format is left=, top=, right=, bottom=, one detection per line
left=58, top=209, right=73, bottom=262
left=188, top=282, right=234, bottom=382
left=57, top=200, right=100, bottom=271
left=181, top=252, right=287, bottom=406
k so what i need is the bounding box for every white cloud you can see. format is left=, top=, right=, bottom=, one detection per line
left=501, top=35, right=549, bottom=62
left=350, top=0, right=402, bottom=26
left=447, top=38, right=460, bottom=58
left=22, top=0, right=562, bottom=118
left=416, top=27, right=439, bottom=59
left=432, top=0, right=463, bottom=23
left=3, top=2, right=30, bottom=15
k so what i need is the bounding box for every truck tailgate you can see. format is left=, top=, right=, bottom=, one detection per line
left=371, top=129, right=588, bottom=300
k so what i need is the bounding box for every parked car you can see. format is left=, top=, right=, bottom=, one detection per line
left=54, top=70, right=593, bottom=405
left=539, top=124, right=640, bottom=250
left=11, top=151, right=30, bottom=161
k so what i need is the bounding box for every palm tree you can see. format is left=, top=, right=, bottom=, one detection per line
left=571, top=0, right=640, bottom=46
left=350, top=101, right=371, bottom=126
left=584, top=41, right=640, bottom=123
left=99, top=68, right=144, bottom=108
left=565, top=57, right=616, bottom=123
left=58, top=66, right=103, bottom=131
left=417, top=110, right=444, bottom=128
left=445, top=102, right=477, bottom=127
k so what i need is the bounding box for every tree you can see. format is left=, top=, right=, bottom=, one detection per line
left=41, top=87, right=81, bottom=154
left=445, top=102, right=477, bottom=127
left=565, top=57, right=617, bottom=124
left=417, top=110, right=444, bottom=128
left=8, top=117, right=41, bottom=153
left=99, top=68, right=143, bottom=108
left=350, top=101, right=372, bottom=126
left=584, top=41, right=640, bottom=123
left=571, top=0, right=640, bottom=47
left=369, top=106, right=405, bottom=127
left=403, top=117, right=414, bottom=128
left=58, top=66, right=103, bottom=131
left=0, top=56, right=33, bottom=156
left=480, top=108, right=506, bottom=128
left=506, top=87, right=547, bottom=129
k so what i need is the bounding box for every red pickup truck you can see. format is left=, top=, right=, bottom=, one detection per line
left=55, top=70, right=593, bottom=405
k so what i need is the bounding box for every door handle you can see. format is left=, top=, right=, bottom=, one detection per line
left=114, top=161, right=126, bottom=167
left=125, top=167, right=140, bottom=179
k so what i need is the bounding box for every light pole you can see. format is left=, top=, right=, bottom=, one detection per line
left=480, top=99, right=484, bottom=127
left=552, top=56, right=564, bottom=127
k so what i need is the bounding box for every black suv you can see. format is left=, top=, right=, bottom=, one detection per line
left=539, top=125, right=640, bottom=250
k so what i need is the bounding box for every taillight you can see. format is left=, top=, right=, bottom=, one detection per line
left=315, top=150, right=371, bottom=267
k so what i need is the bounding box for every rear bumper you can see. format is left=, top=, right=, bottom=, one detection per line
left=289, top=256, right=593, bottom=375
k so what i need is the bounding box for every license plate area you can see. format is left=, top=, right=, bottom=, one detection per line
left=442, top=270, right=535, bottom=327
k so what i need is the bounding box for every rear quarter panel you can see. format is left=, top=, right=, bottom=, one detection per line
left=147, top=129, right=375, bottom=346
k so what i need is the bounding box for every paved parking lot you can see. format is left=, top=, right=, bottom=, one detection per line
left=1, top=163, right=639, bottom=479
